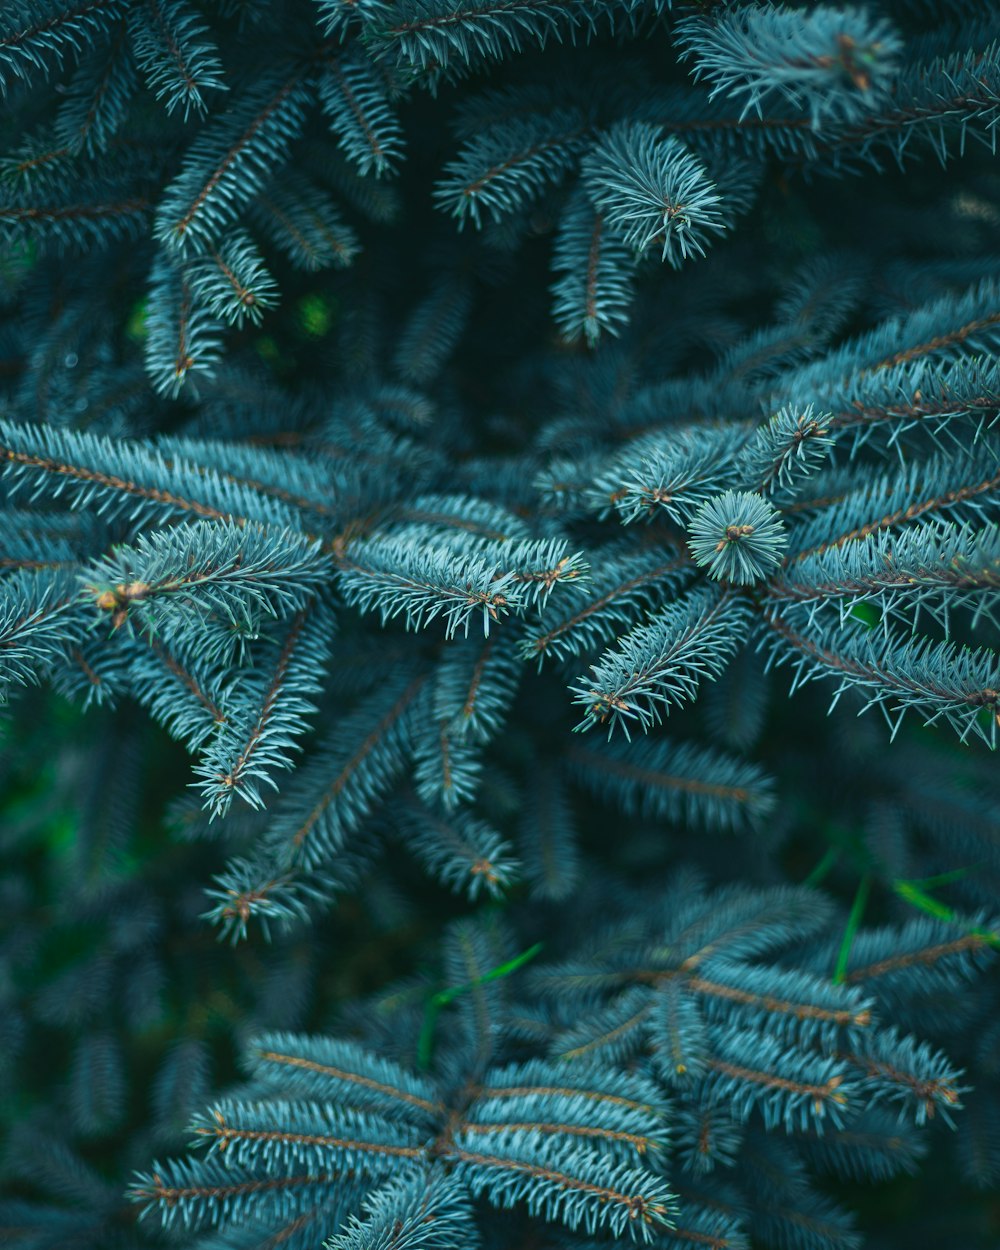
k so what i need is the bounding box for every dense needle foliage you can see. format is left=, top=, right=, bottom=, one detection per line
left=1, top=1, right=999, bottom=1248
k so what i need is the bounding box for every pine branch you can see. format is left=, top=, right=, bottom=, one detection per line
left=192, top=1101, right=426, bottom=1172
left=764, top=604, right=1000, bottom=745
left=675, top=4, right=902, bottom=128
left=767, top=520, right=1000, bottom=634
left=567, top=736, right=776, bottom=835
left=247, top=1034, right=444, bottom=1120
left=551, top=192, right=635, bottom=346
left=0, top=418, right=300, bottom=529
left=0, top=569, right=86, bottom=696
left=435, top=110, right=587, bottom=227
left=195, top=601, right=335, bottom=815
left=0, top=0, right=130, bottom=97
left=317, top=50, right=405, bottom=178
left=521, top=546, right=691, bottom=665
left=337, top=537, right=523, bottom=637
left=364, top=0, right=606, bottom=76
left=83, top=520, right=330, bottom=634
left=402, top=800, right=519, bottom=898
left=251, top=177, right=361, bottom=271
left=582, top=123, right=726, bottom=266
left=786, top=439, right=1000, bottom=559
left=185, top=230, right=280, bottom=327
left=571, top=587, right=753, bottom=737
left=145, top=257, right=223, bottom=397
left=128, top=0, right=226, bottom=120
left=54, top=22, right=137, bottom=156
left=445, top=1135, right=676, bottom=1240
left=155, top=69, right=313, bottom=254
left=267, top=672, right=429, bottom=869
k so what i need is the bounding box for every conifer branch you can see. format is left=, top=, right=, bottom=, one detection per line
left=156, top=70, right=312, bottom=253
left=572, top=587, right=753, bottom=737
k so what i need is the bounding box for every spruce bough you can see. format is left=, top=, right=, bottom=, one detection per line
left=0, top=3, right=999, bottom=1249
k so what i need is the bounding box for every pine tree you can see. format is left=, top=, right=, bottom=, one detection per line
left=1, top=2, right=999, bottom=1249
